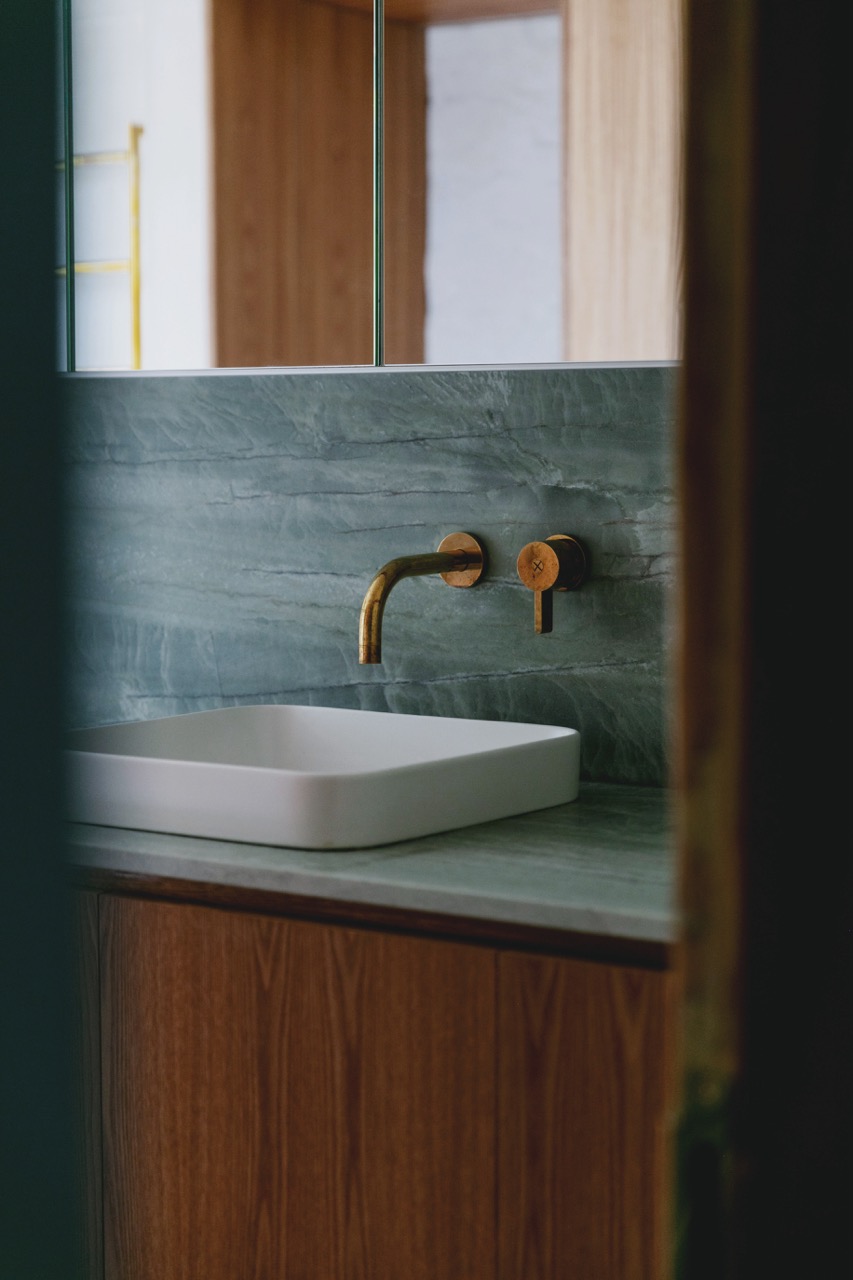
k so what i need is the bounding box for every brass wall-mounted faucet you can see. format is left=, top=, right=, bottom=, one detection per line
left=359, top=532, right=485, bottom=664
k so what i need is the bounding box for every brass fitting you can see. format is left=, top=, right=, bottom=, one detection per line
left=516, top=533, right=588, bottom=633
left=359, top=532, right=485, bottom=664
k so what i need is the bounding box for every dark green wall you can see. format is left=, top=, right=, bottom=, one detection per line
left=0, top=2, right=77, bottom=1275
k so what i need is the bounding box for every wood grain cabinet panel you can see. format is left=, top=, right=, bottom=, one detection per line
left=72, top=890, right=103, bottom=1280
left=99, top=895, right=495, bottom=1280
left=497, top=952, right=671, bottom=1279
left=86, top=889, right=672, bottom=1279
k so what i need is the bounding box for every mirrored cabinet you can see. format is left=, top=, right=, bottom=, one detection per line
left=59, top=0, right=682, bottom=371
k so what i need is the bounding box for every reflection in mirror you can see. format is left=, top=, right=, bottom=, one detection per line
left=384, top=0, right=683, bottom=365
left=210, top=0, right=378, bottom=367
left=62, top=0, right=681, bottom=372
left=413, top=10, right=563, bottom=364
left=63, top=0, right=378, bottom=371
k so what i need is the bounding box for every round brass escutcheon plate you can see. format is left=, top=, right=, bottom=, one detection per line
left=517, top=540, right=562, bottom=592
left=545, top=533, right=588, bottom=591
left=438, top=532, right=486, bottom=587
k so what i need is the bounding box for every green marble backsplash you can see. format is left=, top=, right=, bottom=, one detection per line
left=63, top=364, right=676, bottom=785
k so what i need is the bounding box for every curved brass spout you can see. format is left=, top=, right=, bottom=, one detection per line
left=359, top=532, right=485, bottom=664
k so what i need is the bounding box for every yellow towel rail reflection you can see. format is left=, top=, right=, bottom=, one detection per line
left=56, top=124, right=142, bottom=369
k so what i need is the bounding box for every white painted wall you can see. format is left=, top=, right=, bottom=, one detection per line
left=69, top=0, right=209, bottom=370
left=424, top=15, right=562, bottom=366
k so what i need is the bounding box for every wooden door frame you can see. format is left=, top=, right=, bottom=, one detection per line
left=675, top=0, right=851, bottom=1273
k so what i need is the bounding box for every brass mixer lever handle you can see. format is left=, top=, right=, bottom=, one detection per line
left=516, top=534, right=588, bottom=634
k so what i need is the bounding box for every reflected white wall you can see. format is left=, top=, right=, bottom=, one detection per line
left=425, top=16, right=562, bottom=365
left=70, top=0, right=209, bottom=370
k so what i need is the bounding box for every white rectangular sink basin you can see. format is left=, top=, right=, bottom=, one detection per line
left=65, top=704, right=580, bottom=850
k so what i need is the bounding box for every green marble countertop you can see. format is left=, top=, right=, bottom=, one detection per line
left=68, top=781, right=675, bottom=958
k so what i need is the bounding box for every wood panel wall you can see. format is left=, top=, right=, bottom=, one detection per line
left=383, top=16, right=427, bottom=363
left=562, top=0, right=683, bottom=362
left=316, top=0, right=557, bottom=21
left=210, top=0, right=425, bottom=366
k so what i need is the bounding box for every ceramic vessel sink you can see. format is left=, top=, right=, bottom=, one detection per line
left=65, top=704, right=580, bottom=850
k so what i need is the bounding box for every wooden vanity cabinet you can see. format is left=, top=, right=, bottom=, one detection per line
left=498, top=951, right=671, bottom=1278
left=75, top=888, right=671, bottom=1280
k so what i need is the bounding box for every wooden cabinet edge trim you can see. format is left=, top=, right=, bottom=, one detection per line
left=307, top=0, right=559, bottom=24
left=69, top=866, right=672, bottom=970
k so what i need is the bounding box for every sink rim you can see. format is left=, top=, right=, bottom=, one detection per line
left=65, top=703, right=578, bottom=780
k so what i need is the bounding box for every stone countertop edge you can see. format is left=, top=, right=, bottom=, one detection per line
left=66, top=782, right=676, bottom=948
